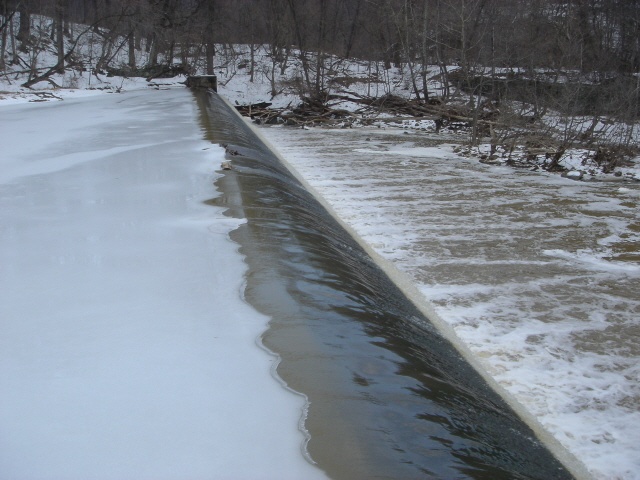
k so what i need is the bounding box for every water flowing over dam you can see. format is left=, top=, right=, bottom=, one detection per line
left=194, top=90, right=577, bottom=480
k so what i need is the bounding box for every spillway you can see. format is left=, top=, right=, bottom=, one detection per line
left=195, top=90, right=578, bottom=480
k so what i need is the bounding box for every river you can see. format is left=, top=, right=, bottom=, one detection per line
left=256, top=117, right=640, bottom=480
left=195, top=90, right=590, bottom=479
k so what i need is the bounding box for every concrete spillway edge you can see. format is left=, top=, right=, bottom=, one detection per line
left=213, top=91, right=595, bottom=480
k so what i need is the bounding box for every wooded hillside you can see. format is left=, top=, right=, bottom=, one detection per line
left=2, top=0, right=640, bottom=158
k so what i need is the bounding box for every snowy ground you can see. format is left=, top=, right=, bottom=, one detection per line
left=0, top=87, right=326, bottom=480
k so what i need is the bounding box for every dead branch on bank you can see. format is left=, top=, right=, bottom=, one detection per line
left=234, top=93, right=498, bottom=132
left=232, top=93, right=637, bottom=177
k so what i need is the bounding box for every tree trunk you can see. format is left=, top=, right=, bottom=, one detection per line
left=17, top=3, right=29, bottom=42
left=148, top=33, right=158, bottom=67
left=10, top=11, right=18, bottom=64
left=344, top=0, right=362, bottom=58
left=55, top=0, right=65, bottom=73
left=420, top=0, right=429, bottom=102
left=0, top=1, right=8, bottom=70
left=167, top=40, right=174, bottom=65
left=205, top=0, right=215, bottom=75
left=421, top=70, right=429, bottom=102
left=206, top=42, right=215, bottom=75
left=128, top=31, right=136, bottom=69
left=279, top=47, right=290, bottom=76
left=286, top=0, right=312, bottom=89
left=249, top=43, right=255, bottom=82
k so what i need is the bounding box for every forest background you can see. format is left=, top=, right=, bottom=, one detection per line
left=2, top=0, right=640, bottom=172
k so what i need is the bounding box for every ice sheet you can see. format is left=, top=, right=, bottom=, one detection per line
left=0, top=89, right=326, bottom=480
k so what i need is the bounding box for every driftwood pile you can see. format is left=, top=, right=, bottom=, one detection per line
left=232, top=93, right=638, bottom=179
left=235, top=97, right=356, bottom=126
left=234, top=93, right=499, bottom=132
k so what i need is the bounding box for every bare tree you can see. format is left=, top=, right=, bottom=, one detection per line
left=0, top=0, right=17, bottom=70
left=16, top=0, right=30, bottom=44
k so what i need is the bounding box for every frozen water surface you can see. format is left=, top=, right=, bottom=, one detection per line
left=260, top=125, right=640, bottom=480
left=0, top=89, right=326, bottom=480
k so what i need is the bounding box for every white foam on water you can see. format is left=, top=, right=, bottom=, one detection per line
left=259, top=125, right=640, bottom=480
left=543, top=249, right=640, bottom=273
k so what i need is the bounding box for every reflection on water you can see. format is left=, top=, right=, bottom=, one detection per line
left=195, top=91, right=574, bottom=479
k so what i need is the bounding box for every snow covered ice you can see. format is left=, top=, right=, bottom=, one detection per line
left=0, top=88, right=326, bottom=480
